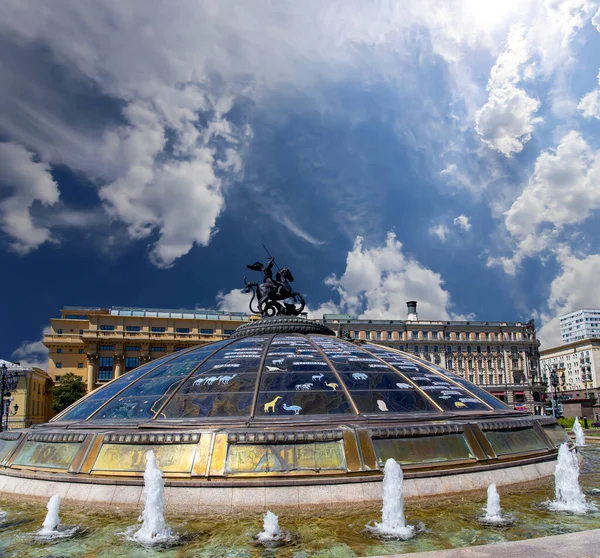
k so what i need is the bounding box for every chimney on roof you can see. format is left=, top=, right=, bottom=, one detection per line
left=407, top=301, right=418, bottom=321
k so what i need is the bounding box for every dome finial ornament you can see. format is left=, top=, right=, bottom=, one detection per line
left=243, top=245, right=306, bottom=317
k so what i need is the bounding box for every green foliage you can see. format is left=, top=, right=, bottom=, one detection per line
left=558, top=417, right=575, bottom=430
left=52, top=372, right=86, bottom=414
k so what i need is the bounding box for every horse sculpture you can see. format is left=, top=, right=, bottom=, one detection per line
left=244, top=257, right=306, bottom=317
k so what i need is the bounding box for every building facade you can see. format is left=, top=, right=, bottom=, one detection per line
left=0, top=359, right=54, bottom=429
left=540, top=338, right=600, bottom=402
left=559, top=309, right=600, bottom=344
left=43, top=307, right=252, bottom=392
left=322, top=303, right=544, bottom=412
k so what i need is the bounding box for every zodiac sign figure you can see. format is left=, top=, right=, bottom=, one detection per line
left=377, top=400, right=389, bottom=412
left=264, top=396, right=282, bottom=413
left=312, top=373, right=324, bottom=382
left=282, top=403, right=302, bottom=415
left=325, top=382, right=338, bottom=390
left=244, top=255, right=306, bottom=317
left=352, top=373, right=368, bottom=380
left=454, top=401, right=467, bottom=408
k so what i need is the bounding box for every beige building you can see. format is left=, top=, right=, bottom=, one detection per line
left=43, top=306, right=252, bottom=392
left=322, top=301, right=544, bottom=412
left=540, top=338, right=600, bottom=401
left=0, top=359, right=53, bottom=429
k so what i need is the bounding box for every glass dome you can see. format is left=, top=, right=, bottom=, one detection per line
left=54, top=334, right=508, bottom=423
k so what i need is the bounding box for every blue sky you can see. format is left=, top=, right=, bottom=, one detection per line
left=1, top=0, right=600, bottom=368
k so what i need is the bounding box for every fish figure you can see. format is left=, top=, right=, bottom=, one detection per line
left=377, top=400, right=389, bottom=412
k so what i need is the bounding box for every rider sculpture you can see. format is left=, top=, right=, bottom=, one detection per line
left=244, top=257, right=306, bottom=317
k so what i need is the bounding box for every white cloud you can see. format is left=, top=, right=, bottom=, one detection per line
left=429, top=224, right=449, bottom=242
left=537, top=249, right=600, bottom=348
left=0, top=142, right=59, bottom=254
left=593, top=7, right=600, bottom=31
left=453, top=214, right=472, bottom=232
left=273, top=215, right=325, bottom=246
left=543, top=0, right=596, bottom=45
left=475, top=24, right=542, bottom=157
left=216, top=289, right=250, bottom=313
left=578, top=71, right=600, bottom=120
left=325, top=232, right=461, bottom=320
left=11, top=327, right=50, bottom=370
left=489, top=131, right=600, bottom=274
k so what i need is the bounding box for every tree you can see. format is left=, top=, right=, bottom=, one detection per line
left=52, top=373, right=86, bottom=414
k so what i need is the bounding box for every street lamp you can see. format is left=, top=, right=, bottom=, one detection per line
left=0, top=363, right=20, bottom=432
left=550, top=367, right=559, bottom=418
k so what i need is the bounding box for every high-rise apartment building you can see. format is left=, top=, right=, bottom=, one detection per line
left=43, top=306, right=252, bottom=392
left=322, top=302, right=544, bottom=411
left=559, top=309, right=600, bottom=344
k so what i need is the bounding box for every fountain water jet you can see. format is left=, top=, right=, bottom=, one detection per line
left=257, top=510, right=285, bottom=543
left=548, top=443, right=594, bottom=514
left=366, top=458, right=415, bottom=539
left=478, top=484, right=515, bottom=526
left=573, top=416, right=586, bottom=446
left=130, top=450, right=178, bottom=545
left=35, top=495, right=80, bottom=540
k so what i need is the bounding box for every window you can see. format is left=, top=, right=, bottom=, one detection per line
left=125, top=345, right=140, bottom=351
left=447, top=357, right=453, bottom=368
left=476, top=333, right=481, bottom=340
left=57, top=329, right=63, bottom=334
left=469, top=374, right=474, bottom=382
left=125, top=357, right=139, bottom=371
left=126, top=326, right=140, bottom=332
left=224, top=329, right=235, bottom=335
left=99, top=345, right=114, bottom=351
left=387, top=331, right=393, bottom=339
left=100, top=325, right=115, bottom=331
left=423, top=345, right=429, bottom=353
left=414, top=345, right=419, bottom=354
left=55, top=375, right=61, bottom=382
left=176, top=327, right=190, bottom=333
left=78, top=349, right=84, bottom=354
left=98, top=356, right=113, bottom=381
left=421, top=331, right=428, bottom=339
left=151, top=346, right=165, bottom=352
left=446, top=331, right=451, bottom=340
left=79, top=330, right=84, bottom=335
left=433, top=345, right=438, bottom=353
left=412, top=331, right=418, bottom=339
left=65, top=314, right=87, bottom=320
left=376, top=331, right=382, bottom=340
left=353, top=331, right=359, bottom=339
left=477, top=346, right=481, bottom=353
left=56, top=362, right=62, bottom=368
left=467, top=346, right=472, bottom=354
left=151, top=327, right=165, bottom=333
left=399, top=345, right=404, bottom=351
left=77, top=363, right=83, bottom=369
left=447, top=346, right=452, bottom=354
left=200, top=329, right=214, bottom=335
left=432, top=331, right=439, bottom=339
left=57, top=348, right=62, bottom=354
left=479, top=374, right=484, bottom=384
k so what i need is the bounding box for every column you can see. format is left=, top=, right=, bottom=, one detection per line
left=86, top=353, right=98, bottom=392
left=114, top=354, right=124, bottom=379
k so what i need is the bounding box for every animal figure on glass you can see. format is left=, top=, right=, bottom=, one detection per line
left=377, top=400, right=389, bottom=412
left=217, top=374, right=237, bottom=385
left=352, top=373, right=368, bottom=381
left=244, top=256, right=306, bottom=316
left=395, top=382, right=411, bottom=389
left=325, top=382, right=338, bottom=390
left=264, top=396, right=282, bottom=413
left=266, top=365, right=283, bottom=372
left=454, top=401, right=467, bottom=408
left=312, top=373, right=324, bottom=382
left=272, top=358, right=285, bottom=365
left=193, top=376, right=219, bottom=386
left=295, top=383, right=313, bottom=391
left=283, top=403, right=302, bottom=415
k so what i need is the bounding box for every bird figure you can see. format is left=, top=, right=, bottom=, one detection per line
left=325, top=382, right=339, bottom=390
left=282, top=403, right=302, bottom=415
left=454, top=401, right=467, bottom=408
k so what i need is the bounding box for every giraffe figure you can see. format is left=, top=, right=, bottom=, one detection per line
left=264, top=396, right=282, bottom=413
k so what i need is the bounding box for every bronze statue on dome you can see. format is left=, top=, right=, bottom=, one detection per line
left=244, top=250, right=305, bottom=317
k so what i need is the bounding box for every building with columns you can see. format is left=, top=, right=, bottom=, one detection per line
left=43, top=306, right=252, bottom=392
left=540, top=338, right=600, bottom=401
left=322, top=302, right=545, bottom=412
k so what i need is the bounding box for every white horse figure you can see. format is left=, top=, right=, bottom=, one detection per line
left=352, top=373, right=368, bottom=380
left=295, top=383, right=313, bottom=391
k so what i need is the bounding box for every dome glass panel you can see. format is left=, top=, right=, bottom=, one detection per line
left=53, top=333, right=508, bottom=423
